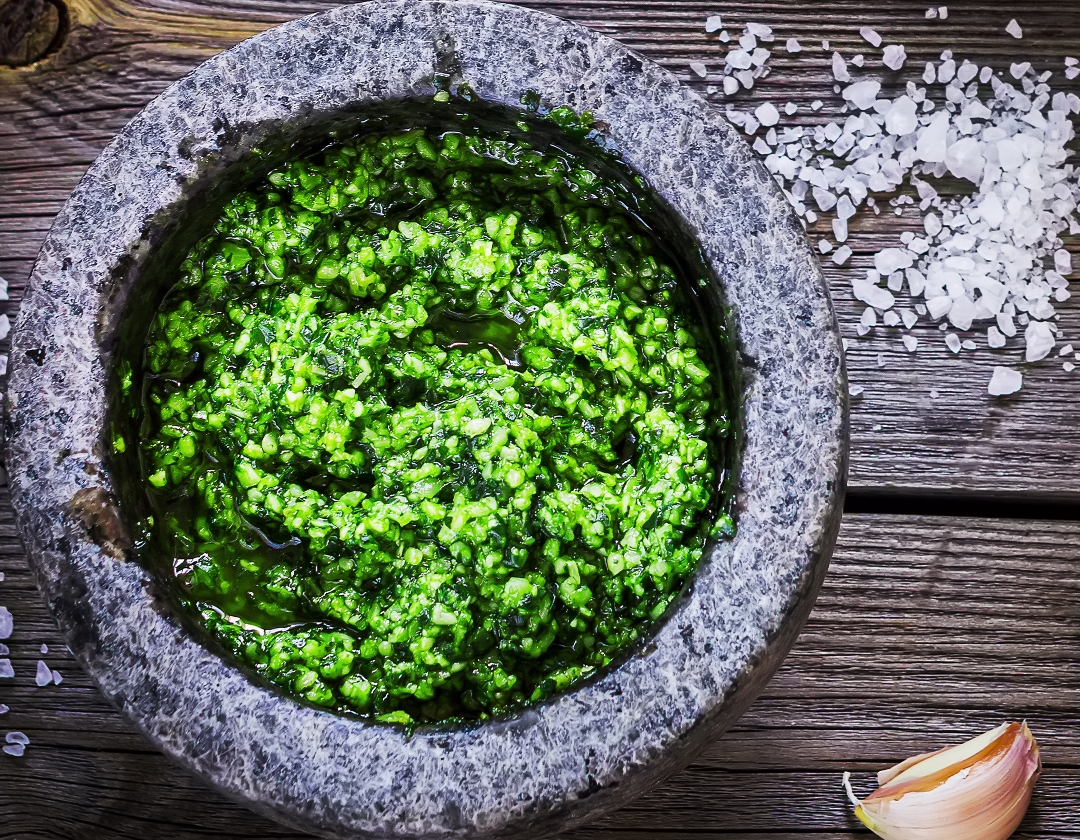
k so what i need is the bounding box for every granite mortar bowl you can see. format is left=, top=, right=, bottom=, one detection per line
left=6, top=2, right=848, bottom=838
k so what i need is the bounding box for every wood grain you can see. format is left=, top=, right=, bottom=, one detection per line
left=1, top=0, right=1080, bottom=498
left=3, top=504, right=1080, bottom=837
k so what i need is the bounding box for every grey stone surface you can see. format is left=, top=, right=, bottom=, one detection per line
left=5, top=2, right=847, bottom=838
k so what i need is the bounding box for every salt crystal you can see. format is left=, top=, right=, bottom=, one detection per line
left=852, top=55, right=865, bottom=68
left=916, top=111, right=950, bottom=162
left=832, top=53, right=851, bottom=83
left=811, top=100, right=824, bottom=111
left=1010, top=62, right=1031, bottom=80
left=0, top=660, right=12, bottom=679
left=833, top=216, right=849, bottom=243
left=988, top=366, right=1022, bottom=395
left=945, top=333, right=962, bottom=353
left=1060, top=344, right=1075, bottom=357
left=903, top=335, right=919, bottom=352
left=0, top=705, right=7, bottom=715
left=753, top=137, right=771, bottom=155
left=923, top=62, right=937, bottom=85
left=1066, top=67, right=1080, bottom=81
left=938, top=58, right=957, bottom=83
left=1005, top=19, right=1023, bottom=39
left=884, top=95, right=918, bottom=135
left=852, top=278, right=895, bottom=310
left=784, top=103, right=798, bottom=116
left=884, top=310, right=902, bottom=326
left=35, top=660, right=52, bottom=687
left=3, top=744, right=25, bottom=757
left=948, top=295, right=976, bottom=330
left=980, top=66, right=993, bottom=84
left=719, top=31, right=730, bottom=43
left=786, top=38, right=802, bottom=53
left=52, top=670, right=63, bottom=685
left=860, top=26, right=882, bottom=48
left=901, top=309, right=918, bottom=329
left=0, top=315, right=9, bottom=342
left=861, top=307, right=878, bottom=328
left=743, top=115, right=760, bottom=134
left=819, top=239, right=834, bottom=254
left=750, top=47, right=770, bottom=67
left=938, top=6, right=948, bottom=18
left=0, top=646, right=6, bottom=656
left=832, top=245, right=853, bottom=265
left=944, top=136, right=985, bottom=183
left=822, top=40, right=830, bottom=51
left=0, top=608, right=10, bottom=640
left=740, top=32, right=757, bottom=51
left=1065, top=362, right=1076, bottom=372
left=723, top=77, right=740, bottom=96
left=689, top=62, right=708, bottom=78
left=1054, top=249, right=1073, bottom=275
left=1067, top=57, right=1079, bottom=67
left=875, top=248, right=914, bottom=275
left=40, top=644, right=47, bottom=655
left=849, top=384, right=865, bottom=397
left=1025, top=320, right=1056, bottom=362
left=705, top=14, right=723, bottom=33
left=924, top=212, right=943, bottom=237
left=843, top=80, right=882, bottom=111
left=6, top=732, right=29, bottom=746
left=961, top=339, right=977, bottom=350
left=883, top=44, right=907, bottom=71
left=726, top=49, right=752, bottom=70
left=737, top=70, right=755, bottom=90
left=927, top=295, right=952, bottom=320
left=925, top=7, right=937, bottom=19
left=837, top=195, right=856, bottom=221
left=755, top=102, right=780, bottom=127
left=987, top=326, right=1007, bottom=348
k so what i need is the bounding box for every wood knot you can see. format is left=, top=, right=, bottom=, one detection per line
left=0, top=0, right=67, bottom=67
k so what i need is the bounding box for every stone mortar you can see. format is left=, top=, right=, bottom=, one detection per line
left=6, top=2, right=848, bottom=838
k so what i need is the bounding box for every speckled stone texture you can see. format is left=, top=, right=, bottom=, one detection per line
left=6, top=2, right=847, bottom=838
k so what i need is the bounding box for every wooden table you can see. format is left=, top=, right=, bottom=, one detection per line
left=2, top=0, right=1079, bottom=836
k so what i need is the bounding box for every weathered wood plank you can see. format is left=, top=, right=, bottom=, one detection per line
left=3, top=509, right=1080, bottom=837
left=2, top=0, right=1080, bottom=498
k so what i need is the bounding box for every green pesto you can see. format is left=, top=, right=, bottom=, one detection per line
left=138, top=119, right=731, bottom=725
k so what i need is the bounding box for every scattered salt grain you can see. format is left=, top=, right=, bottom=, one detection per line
left=843, top=79, right=881, bottom=110
left=0, top=608, right=11, bottom=640
left=1066, top=362, right=1077, bottom=372
left=1025, top=321, right=1056, bottom=362
left=988, top=366, right=1023, bottom=395
left=39, top=644, right=47, bottom=654
left=811, top=99, right=824, bottom=111
left=925, top=7, right=938, bottom=19
left=903, top=335, right=919, bottom=352
left=705, top=14, right=723, bottom=33
left=755, top=102, right=780, bottom=127
left=689, top=61, right=708, bottom=78
left=961, top=339, right=977, bottom=351
left=52, top=670, right=63, bottom=685
left=786, top=38, right=802, bottom=53
left=882, top=44, right=907, bottom=71
left=0, top=705, right=7, bottom=715
left=832, top=52, right=851, bottom=82
left=832, top=245, right=853, bottom=265
left=0, top=646, right=6, bottom=656
left=819, top=239, right=834, bottom=254
left=860, top=27, right=882, bottom=48
left=877, top=353, right=887, bottom=368
left=1066, top=67, right=1080, bottom=81
left=0, top=315, right=10, bottom=342
left=3, top=744, right=24, bottom=757
left=35, top=660, right=52, bottom=687
left=725, top=49, right=752, bottom=70
left=1060, top=344, right=1075, bottom=357
left=723, top=77, right=740, bottom=96
left=945, top=333, right=962, bottom=353
left=901, top=309, right=918, bottom=329
left=938, top=6, right=948, bottom=19
left=822, top=39, right=830, bottom=51
left=7, top=732, right=29, bottom=746
left=849, top=384, right=865, bottom=397
left=1006, top=19, right=1023, bottom=39
left=0, top=660, right=12, bottom=679
left=784, top=102, right=798, bottom=115
left=987, top=326, right=1007, bottom=348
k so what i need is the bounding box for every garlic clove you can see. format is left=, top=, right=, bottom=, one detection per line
left=843, top=722, right=1041, bottom=840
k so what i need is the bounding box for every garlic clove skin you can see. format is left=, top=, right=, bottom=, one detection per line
left=844, top=722, right=1041, bottom=840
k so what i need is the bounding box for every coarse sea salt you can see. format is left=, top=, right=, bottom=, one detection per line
left=751, top=38, right=1079, bottom=395
left=989, top=366, right=1023, bottom=395
left=0, top=607, right=11, bottom=641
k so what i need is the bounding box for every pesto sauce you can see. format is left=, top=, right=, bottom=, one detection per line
left=138, top=118, right=732, bottom=725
